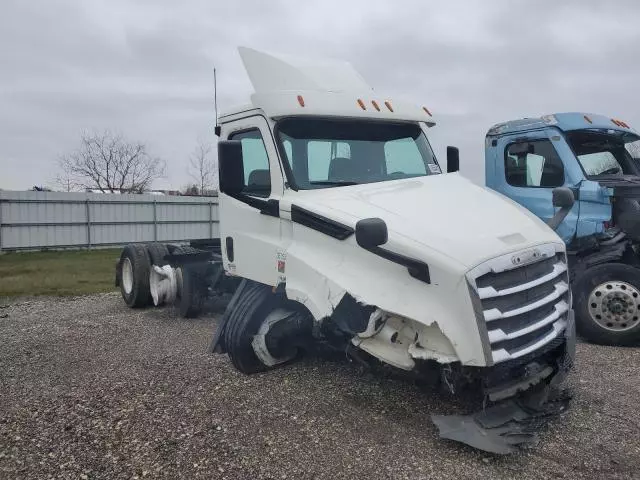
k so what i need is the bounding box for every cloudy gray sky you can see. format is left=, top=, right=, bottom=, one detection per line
left=1, top=0, right=639, bottom=191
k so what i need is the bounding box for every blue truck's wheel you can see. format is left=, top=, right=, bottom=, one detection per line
left=574, top=263, right=640, bottom=346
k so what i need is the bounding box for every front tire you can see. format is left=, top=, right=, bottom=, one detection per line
left=223, top=281, right=306, bottom=374
left=573, top=263, right=640, bottom=346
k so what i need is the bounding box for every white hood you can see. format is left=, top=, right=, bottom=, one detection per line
left=287, top=173, right=562, bottom=269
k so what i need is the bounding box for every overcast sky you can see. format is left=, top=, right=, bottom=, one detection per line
left=1, top=0, right=639, bottom=191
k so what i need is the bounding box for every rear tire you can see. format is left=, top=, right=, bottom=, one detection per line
left=573, top=263, right=640, bottom=346
left=165, top=244, right=186, bottom=300
left=118, top=244, right=152, bottom=308
left=146, top=242, right=169, bottom=267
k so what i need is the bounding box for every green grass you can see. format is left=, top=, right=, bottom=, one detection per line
left=0, top=249, right=121, bottom=297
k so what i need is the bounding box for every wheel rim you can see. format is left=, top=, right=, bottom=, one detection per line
left=149, top=265, right=177, bottom=306
left=122, top=258, right=134, bottom=295
left=588, top=280, right=640, bottom=332
left=251, top=308, right=298, bottom=367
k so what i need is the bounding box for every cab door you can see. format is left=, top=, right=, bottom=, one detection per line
left=218, top=114, right=286, bottom=286
left=494, top=131, right=579, bottom=243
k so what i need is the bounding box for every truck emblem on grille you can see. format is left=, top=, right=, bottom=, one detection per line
left=511, top=248, right=544, bottom=266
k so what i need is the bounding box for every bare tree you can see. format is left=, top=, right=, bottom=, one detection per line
left=188, top=138, right=217, bottom=195
left=54, top=171, right=80, bottom=192
left=182, top=183, right=200, bottom=196
left=58, top=130, right=166, bottom=193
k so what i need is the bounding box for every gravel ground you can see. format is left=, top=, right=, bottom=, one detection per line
left=1, top=293, right=639, bottom=480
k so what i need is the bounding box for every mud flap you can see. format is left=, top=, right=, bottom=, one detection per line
left=432, top=312, right=576, bottom=454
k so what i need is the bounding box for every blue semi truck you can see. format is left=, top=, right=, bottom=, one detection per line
left=450, top=112, right=640, bottom=346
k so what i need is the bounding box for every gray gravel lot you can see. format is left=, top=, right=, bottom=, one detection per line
left=1, top=293, right=639, bottom=480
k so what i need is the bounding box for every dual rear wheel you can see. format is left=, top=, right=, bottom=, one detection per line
left=117, top=243, right=185, bottom=310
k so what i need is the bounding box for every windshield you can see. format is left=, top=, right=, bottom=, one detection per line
left=275, top=118, right=441, bottom=189
left=565, top=129, right=640, bottom=177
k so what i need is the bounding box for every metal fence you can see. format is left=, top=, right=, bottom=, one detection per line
left=0, top=190, right=219, bottom=252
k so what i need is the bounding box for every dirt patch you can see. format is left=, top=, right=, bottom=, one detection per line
left=1, top=293, right=639, bottom=479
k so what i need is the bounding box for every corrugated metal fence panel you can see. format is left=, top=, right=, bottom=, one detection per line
left=2, top=225, right=87, bottom=249
left=90, top=201, right=154, bottom=223
left=0, top=190, right=219, bottom=251
left=90, top=223, right=156, bottom=245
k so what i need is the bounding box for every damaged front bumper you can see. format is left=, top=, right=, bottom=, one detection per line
left=431, top=310, right=576, bottom=454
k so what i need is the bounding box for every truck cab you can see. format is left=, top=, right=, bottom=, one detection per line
left=485, top=112, right=640, bottom=345
left=210, top=47, right=575, bottom=412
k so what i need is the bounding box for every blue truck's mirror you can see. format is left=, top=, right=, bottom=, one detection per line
left=447, top=146, right=460, bottom=173
left=547, top=187, right=575, bottom=230
left=552, top=187, right=575, bottom=209
left=356, top=217, right=388, bottom=249
left=218, top=140, right=245, bottom=196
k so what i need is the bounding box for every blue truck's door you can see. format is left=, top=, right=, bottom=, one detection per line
left=490, top=130, right=579, bottom=243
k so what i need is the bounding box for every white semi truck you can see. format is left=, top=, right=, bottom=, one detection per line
left=115, top=47, right=576, bottom=454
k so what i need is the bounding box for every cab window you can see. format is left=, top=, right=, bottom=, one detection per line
left=385, top=137, right=429, bottom=175
left=277, top=118, right=440, bottom=189
left=505, top=140, right=564, bottom=188
left=229, top=129, right=271, bottom=197
left=307, top=141, right=351, bottom=182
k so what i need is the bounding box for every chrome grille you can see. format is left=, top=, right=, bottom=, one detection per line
left=467, top=244, right=570, bottom=364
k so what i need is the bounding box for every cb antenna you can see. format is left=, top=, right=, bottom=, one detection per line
left=214, top=67, right=221, bottom=137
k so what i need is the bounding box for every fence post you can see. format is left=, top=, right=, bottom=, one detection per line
left=85, top=198, right=92, bottom=249
left=209, top=201, right=213, bottom=238
left=153, top=199, right=158, bottom=241
left=0, top=197, right=3, bottom=253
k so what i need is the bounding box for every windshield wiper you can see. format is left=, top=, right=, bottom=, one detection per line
left=308, top=180, right=359, bottom=187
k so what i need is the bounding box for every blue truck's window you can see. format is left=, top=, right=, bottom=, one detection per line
left=565, top=130, right=640, bottom=177
left=578, top=152, right=621, bottom=176
left=505, top=140, right=564, bottom=188
left=627, top=138, right=640, bottom=160
left=229, top=129, right=271, bottom=197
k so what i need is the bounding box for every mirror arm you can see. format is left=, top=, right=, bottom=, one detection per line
left=547, top=207, right=571, bottom=230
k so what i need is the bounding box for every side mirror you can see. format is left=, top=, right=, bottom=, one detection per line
left=447, top=146, right=459, bottom=173
left=218, top=140, right=245, bottom=196
left=552, top=187, right=575, bottom=209
left=355, top=218, right=388, bottom=249
left=547, top=187, right=575, bottom=230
